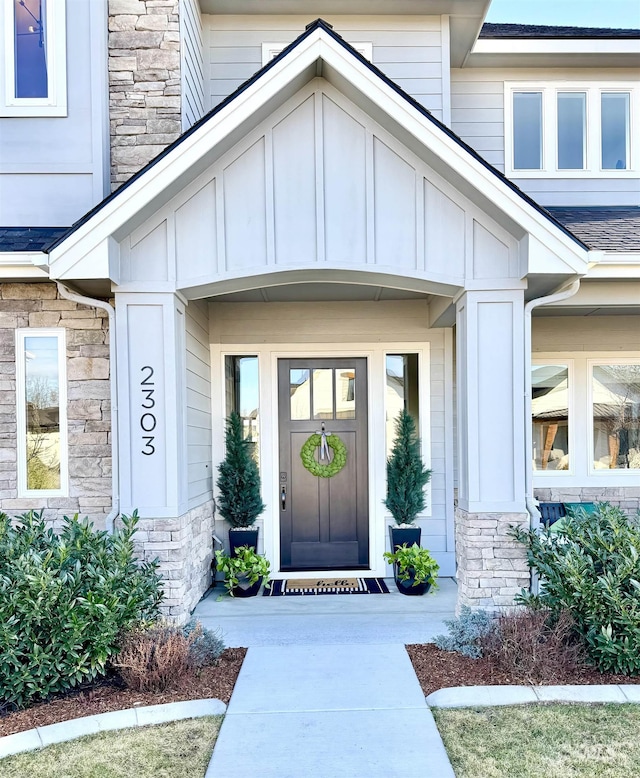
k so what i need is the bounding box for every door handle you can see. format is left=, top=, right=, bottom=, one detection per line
left=281, top=485, right=286, bottom=511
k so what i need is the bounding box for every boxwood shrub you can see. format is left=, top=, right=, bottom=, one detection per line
left=512, top=503, right=640, bottom=675
left=0, top=510, right=163, bottom=709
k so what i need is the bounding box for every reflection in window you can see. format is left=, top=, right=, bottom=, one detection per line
left=593, top=365, right=640, bottom=470
left=386, top=354, right=419, bottom=456
left=601, top=93, right=629, bottom=170
left=289, top=369, right=310, bottom=420
left=19, top=333, right=64, bottom=492
left=313, top=369, right=333, bottom=420
left=532, top=365, right=569, bottom=471
left=14, top=0, right=48, bottom=98
left=557, top=93, right=585, bottom=170
left=225, top=356, right=259, bottom=446
left=336, top=369, right=355, bottom=419
left=513, top=92, right=542, bottom=170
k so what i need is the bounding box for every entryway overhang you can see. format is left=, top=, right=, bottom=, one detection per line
left=47, top=20, right=590, bottom=296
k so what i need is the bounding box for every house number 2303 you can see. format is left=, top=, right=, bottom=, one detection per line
left=140, top=366, right=157, bottom=456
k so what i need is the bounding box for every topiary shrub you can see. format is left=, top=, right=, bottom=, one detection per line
left=0, top=510, right=163, bottom=709
left=434, top=605, right=494, bottom=659
left=183, top=619, right=225, bottom=668
left=511, top=503, right=640, bottom=675
left=384, top=409, right=431, bottom=526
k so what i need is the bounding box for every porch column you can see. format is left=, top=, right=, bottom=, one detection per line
left=455, top=290, right=530, bottom=609
left=116, top=293, right=207, bottom=620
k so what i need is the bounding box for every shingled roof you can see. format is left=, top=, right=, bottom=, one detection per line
left=546, top=207, right=640, bottom=251
left=480, top=22, right=640, bottom=39
left=0, top=227, right=69, bottom=252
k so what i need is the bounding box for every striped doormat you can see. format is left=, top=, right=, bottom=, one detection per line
left=264, top=577, right=389, bottom=596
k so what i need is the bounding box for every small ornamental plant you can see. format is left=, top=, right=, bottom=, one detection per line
left=216, top=411, right=265, bottom=528
left=385, top=409, right=431, bottom=525
left=383, top=543, right=439, bottom=589
left=215, top=546, right=271, bottom=595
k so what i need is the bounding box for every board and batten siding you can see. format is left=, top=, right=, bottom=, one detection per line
left=203, top=15, right=444, bottom=120
left=451, top=68, right=640, bottom=206
left=181, top=0, right=206, bottom=130
left=186, top=299, right=213, bottom=507
left=209, top=300, right=453, bottom=563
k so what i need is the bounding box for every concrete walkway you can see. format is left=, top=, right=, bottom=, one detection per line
left=206, top=643, right=454, bottom=778
left=201, top=580, right=457, bottom=778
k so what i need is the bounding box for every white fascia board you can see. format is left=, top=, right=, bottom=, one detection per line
left=473, top=39, right=640, bottom=56
left=546, top=279, right=640, bottom=306
left=49, top=26, right=589, bottom=281
left=586, top=251, right=640, bottom=279
left=0, top=252, right=49, bottom=279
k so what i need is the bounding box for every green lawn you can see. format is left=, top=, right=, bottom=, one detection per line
left=434, top=704, right=640, bottom=778
left=0, top=716, right=222, bottom=778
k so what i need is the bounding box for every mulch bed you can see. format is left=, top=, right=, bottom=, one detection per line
left=0, top=647, right=246, bottom=739
left=407, top=643, right=640, bottom=697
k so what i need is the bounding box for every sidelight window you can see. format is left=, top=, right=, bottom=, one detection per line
left=386, top=353, right=420, bottom=456
left=225, top=355, right=259, bottom=444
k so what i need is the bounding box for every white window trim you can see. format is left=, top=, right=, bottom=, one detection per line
left=15, top=328, right=68, bottom=498
left=588, top=357, right=640, bottom=478
left=531, top=359, right=575, bottom=478
left=1, top=0, right=67, bottom=117
left=262, top=41, right=373, bottom=66
left=505, top=81, right=639, bottom=178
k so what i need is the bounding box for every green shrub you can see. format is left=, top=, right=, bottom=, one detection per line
left=0, top=510, right=163, bottom=709
left=511, top=503, right=640, bottom=675
left=434, top=605, right=494, bottom=658
left=183, top=619, right=225, bottom=668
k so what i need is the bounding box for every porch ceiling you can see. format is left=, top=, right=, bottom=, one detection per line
left=205, top=282, right=431, bottom=303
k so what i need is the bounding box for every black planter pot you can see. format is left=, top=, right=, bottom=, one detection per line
left=394, top=564, right=431, bottom=596
left=389, top=525, right=421, bottom=552
left=229, top=527, right=259, bottom=557
left=231, top=575, right=263, bottom=598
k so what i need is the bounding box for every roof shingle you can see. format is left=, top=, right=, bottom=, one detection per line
left=480, top=22, right=640, bottom=39
left=0, top=227, right=69, bottom=253
left=545, top=207, right=640, bottom=251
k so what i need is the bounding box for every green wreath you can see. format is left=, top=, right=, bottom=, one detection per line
left=300, top=433, right=347, bottom=478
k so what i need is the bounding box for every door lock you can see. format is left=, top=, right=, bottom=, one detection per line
left=281, top=485, right=286, bottom=511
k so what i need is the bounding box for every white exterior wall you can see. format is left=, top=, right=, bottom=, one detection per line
left=209, top=300, right=455, bottom=576
left=0, top=0, right=108, bottom=225
left=181, top=0, right=206, bottom=129
left=186, top=299, right=212, bottom=507
left=203, top=15, right=445, bottom=119
left=451, top=67, right=640, bottom=206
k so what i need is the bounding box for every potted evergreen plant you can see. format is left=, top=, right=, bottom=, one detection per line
left=216, top=411, right=265, bottom=557
left=215, top=546, right=271, bottom=597
left=385, top=409, right=431, bottom=552
left=383, top=543, right=439, bottom=596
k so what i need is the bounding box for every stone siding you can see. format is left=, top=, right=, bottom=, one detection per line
left=455, top=507, right=530, bottom=611
left=534, top=487, right=640, bottom=516
left=133, top=499, right=215, bottom=622
left=0, top=283, right=112, bottom=528
left=108, top=0, right=181, bottom=190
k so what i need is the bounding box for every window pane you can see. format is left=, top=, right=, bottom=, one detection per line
left=386, top=354, right=419, bottom=456
left=513, top=92, right=542, bottom=170
left=24, top=335, right=60, bottom=490
left=532, top=365, right=569, bottom=471
left=14, top=0, right=48, bottom=98
left=225, top=356, right=259, bottom=443
left=289, top=369, right=310, bottom=420
left=557, top=93, right=585, bottom=170
left=312, top=369, right=334, bottom=420
left=336, top=368, right=356, bottom=420
left=602, top=93, right=629, bottom=170
left=593, top=365, right=640, bottom=470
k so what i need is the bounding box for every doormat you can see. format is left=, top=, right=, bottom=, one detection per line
left=264, top=577, right=390, bottom=596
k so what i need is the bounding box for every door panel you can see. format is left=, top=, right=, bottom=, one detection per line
left=279, top=358, right=369, bottom=571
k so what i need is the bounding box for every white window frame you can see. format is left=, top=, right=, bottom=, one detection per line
left=15, top=328, right=68, bottom=497
left=1, top=0, right=67, bottom=117
left=588, top=357, right=640, bottom=477
left=505, top=81, right=638, bottom=178
left=531, top=359, right=575, bottom=478
left=262, top=41, right=373, bottom=66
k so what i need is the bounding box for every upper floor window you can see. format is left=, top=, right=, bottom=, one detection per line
left=506, top=83, right=637, bottom=177
left=1, top=0, right=67, bottom=117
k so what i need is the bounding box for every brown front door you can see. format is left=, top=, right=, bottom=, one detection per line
left=278, top=358, right=369, bottom=570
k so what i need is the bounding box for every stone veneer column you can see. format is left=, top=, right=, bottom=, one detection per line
left=455, top=289, right=530, bottom=610
left=0, top=283, right=112, bottom=528
left=108, top=0, right=181, bottom=191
